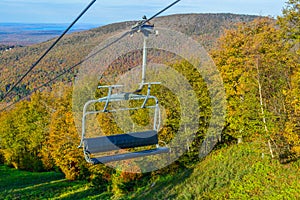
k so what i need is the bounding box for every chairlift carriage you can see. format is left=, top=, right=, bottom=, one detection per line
left=78, top=19, right=171, bottom=164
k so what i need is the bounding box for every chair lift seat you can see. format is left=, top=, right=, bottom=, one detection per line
left=90, top=147, right=169, bottom=164
left=84, top=130, right=159, bottom=153
left=83, top=130, right=169, bottom=164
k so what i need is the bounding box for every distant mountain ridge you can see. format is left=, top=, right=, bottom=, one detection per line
left=0, top=23, right=101, bottom=46
left=89, top=13, right=258, bottom=47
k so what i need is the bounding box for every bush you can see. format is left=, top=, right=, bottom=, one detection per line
left=109, top=167, right=143, bottom=198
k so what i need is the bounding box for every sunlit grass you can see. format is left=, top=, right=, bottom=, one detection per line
left=123, top=143, right=300, bottom=199
left=1, top=143, right=300, bottom=200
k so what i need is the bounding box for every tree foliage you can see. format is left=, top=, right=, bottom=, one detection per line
left=284, top=70, right=300, bottom=156
left=44, top=84, right=88, bottom=180
left=0, top=92, right=49, bottom=171
left=212, top=17, right=295, bottom=154
left=278, top=0, right=300, bottom=55
left=276, top=0, right=300, bottom=157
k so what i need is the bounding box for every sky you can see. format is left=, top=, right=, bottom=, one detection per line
left=0, top=0, right=288, bottom=25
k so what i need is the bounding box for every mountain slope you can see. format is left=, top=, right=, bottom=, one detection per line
left=0, top=13, right=258, bottom=102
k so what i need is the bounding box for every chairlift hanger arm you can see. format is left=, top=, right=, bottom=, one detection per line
left=131, top=0, right=181, bottom=31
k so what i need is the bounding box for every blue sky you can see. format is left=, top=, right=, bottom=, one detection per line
left=0, top=0, right=287, bottom=24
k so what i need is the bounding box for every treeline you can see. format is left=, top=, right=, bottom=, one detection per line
left=0, top=0, right=299, bottom=195
left=0, top=45, right=22, bottom=52
left=0, top=84, right=111, bottom=181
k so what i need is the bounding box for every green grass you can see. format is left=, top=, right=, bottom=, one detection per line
left=1, top=142, right=300, bottom=199
left=123, top=143, right=300, bottom=200
left=0, top=165, right=112, bottom=200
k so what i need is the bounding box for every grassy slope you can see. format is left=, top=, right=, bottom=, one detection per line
left=1, top=142, right=299, bottom=199
left=0, top=166, right=111, bottom=199
left=123, top=143, right=300, bottom=200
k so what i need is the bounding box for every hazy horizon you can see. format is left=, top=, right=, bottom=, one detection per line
left=0, top=0, right=287, bottom=24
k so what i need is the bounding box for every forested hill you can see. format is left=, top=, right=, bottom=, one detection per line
left=0, top=13, right=258, bottom=101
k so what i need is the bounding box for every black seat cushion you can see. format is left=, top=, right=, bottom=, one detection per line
left=84, top=130, right=158, bottom=154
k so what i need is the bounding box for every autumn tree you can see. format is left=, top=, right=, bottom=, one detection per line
left=0, top=92, right=50, bottom=171
left=44, top=84, right=87, bottom=180
left=284, top=70, right=300, bottom=157
left=278, top=0, right=300, bottom=157
left=212, top=18, right=292, bottom=155
left=278, top=0, right=300, bottom=56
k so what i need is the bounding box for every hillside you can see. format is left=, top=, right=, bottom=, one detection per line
left=123, top=143, right=300, bottom=199
left=0, top=13, right=258, bottom=102
left=1, top=143, right=299, bottom=199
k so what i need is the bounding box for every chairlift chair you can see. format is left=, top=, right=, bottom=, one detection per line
left=78, top=22, right=170, bottom=164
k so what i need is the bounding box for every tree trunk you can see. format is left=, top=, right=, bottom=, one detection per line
left=256, top=58, right=275, bottom=158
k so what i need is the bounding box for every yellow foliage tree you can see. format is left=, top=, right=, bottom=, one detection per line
left=284, top=69, right=300, bottom=157
left=45, top=84, right=87, bottom=180
left=212, top=18, right=292, bottom=146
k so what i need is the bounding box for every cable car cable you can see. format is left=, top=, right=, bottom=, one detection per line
left=0, top=0, right=96, bottom=101
left=0, top=0, right=181, bottom=112
left=0, top=31, right=130, bottom=112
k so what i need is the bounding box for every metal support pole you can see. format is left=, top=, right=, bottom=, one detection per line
left=141, top=35, right=148, bottom=85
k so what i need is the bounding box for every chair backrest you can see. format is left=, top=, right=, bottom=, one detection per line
left=84, top=130, right=158, bottom=154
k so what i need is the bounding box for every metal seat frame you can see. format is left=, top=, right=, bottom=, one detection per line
left=78, top=83, right=169, bottom=164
